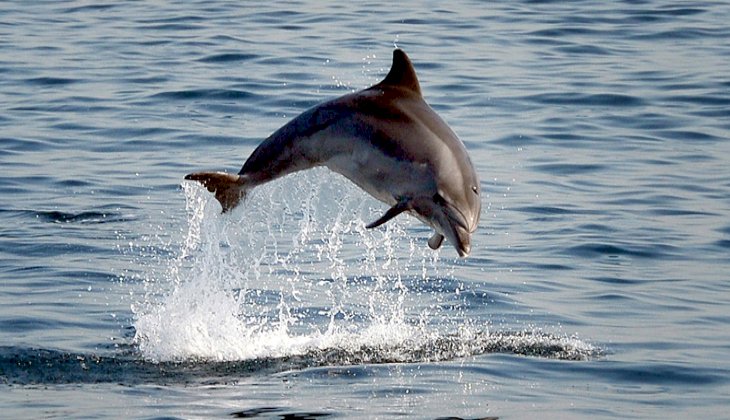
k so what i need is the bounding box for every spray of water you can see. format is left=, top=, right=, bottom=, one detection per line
left=132, top=170, right=598, bottom=363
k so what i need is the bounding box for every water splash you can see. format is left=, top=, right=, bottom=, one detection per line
left=132, top=170, right=598, bottom=364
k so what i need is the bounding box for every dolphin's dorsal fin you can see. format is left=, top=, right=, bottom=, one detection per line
left=380, top=49, right=421, bottom=96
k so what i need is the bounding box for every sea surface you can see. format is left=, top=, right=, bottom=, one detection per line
left=1, top=1, right=729, bottom=418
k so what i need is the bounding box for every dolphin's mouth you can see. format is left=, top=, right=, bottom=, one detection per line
left=453, top=225, right=471, bottom=257
left=442, top=204, right=473, bottom=257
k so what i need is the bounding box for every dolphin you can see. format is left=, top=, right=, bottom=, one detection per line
left=185, top=49, right=481, bottom=257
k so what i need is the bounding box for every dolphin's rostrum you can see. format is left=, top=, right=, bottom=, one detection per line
left=186, top=49, right=481, bottom=257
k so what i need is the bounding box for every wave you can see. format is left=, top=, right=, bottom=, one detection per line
left=0, top=329, right=598, bottom=385
left=149, top=88, right=259, bottom=101
left=32, top=209, right=137, bottom=224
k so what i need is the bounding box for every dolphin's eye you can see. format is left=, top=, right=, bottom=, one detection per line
left=433, top=193, right=446, bottom=205
left=471, top=186, right=479, bottom=194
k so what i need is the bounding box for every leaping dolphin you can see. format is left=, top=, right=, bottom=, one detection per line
left=185, top=49, right=481, bottom=257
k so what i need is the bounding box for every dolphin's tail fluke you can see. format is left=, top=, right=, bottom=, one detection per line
left=184, top=172, right=246, bottom=213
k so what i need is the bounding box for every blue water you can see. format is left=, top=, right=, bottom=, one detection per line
left=2, top=1, right=729, bottom=418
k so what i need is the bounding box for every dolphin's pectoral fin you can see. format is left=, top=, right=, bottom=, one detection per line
left=365, top=200, right=410, bottom=229
left=184, top=172, right=245, bottom=213
left=428, top=232, right=445, bottom=250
